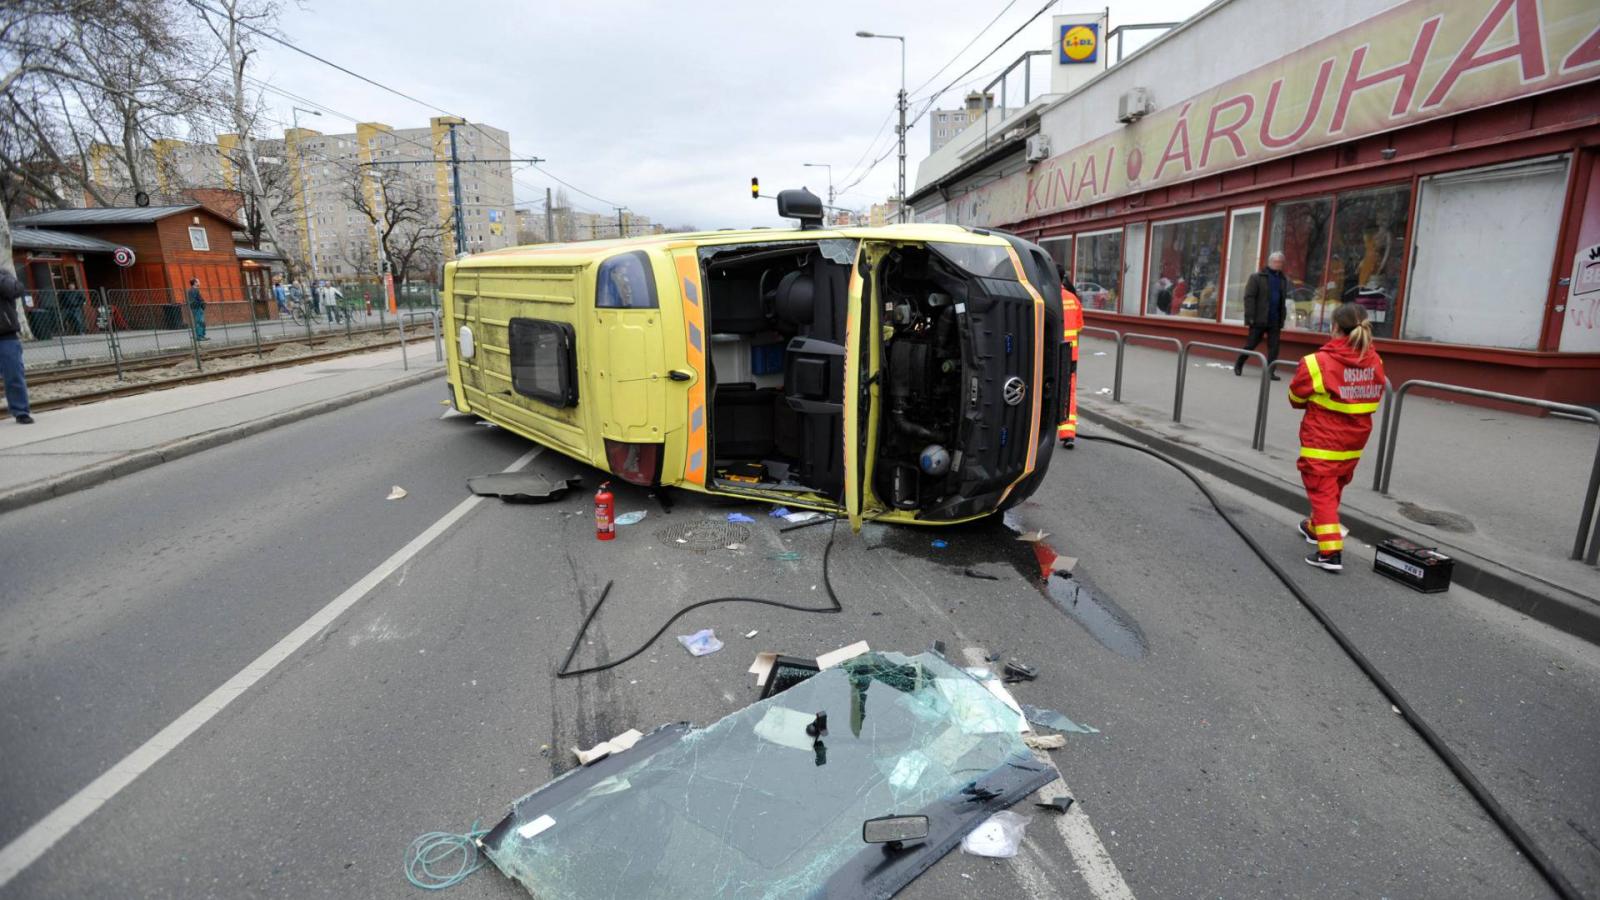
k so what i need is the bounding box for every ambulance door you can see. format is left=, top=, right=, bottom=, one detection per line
left=590, top=250, right=669, bottom=483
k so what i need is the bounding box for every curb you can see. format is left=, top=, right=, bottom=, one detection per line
left=0, top=367, right=444, bottom=515
left=1078, top=404, right=1600, bottom=647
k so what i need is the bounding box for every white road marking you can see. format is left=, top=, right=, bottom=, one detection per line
left=0, top=447, right=544, bottom=889
left=962, top=648, right=1136, bottom=900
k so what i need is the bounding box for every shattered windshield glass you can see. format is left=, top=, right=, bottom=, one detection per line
left=481, top=651, right=1052, bottom=899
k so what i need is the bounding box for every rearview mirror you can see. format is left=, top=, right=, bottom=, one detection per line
left=777, top=188, right=824, bottom=230
left=862, top=814, right=929, bottom=850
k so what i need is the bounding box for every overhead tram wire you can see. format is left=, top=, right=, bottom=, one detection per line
left=189, top=1, right=629, bottom=214
left=837, top=0, right=1056, bottom=198
left=906, top=0, right=1021, bottom=97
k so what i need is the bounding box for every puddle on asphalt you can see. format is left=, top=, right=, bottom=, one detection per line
left=871, top=507, right=1150, bottom=660
left=1042, top=572, right=1148, bottom=660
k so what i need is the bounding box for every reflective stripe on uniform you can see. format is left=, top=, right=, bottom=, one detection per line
left=1288, top=390, right=1308, bottom=403
left=1317, top=538, right=1343, bottom=552
left=1310, top=394, right=1380, bottom=415
left=1300, top=446, right=1363, bottom=460
left=1313, top=523, right=1343, bottom=535
left=1304, top=353, right=1326, bottom=395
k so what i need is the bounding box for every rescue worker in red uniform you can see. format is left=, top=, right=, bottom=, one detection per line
left=1288, top=303, right=1385, bottom=572
left=1058, top=276, right=1083, bottom=448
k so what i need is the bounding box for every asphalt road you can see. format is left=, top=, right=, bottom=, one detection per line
left=1, top=381, right=1596, bottom=899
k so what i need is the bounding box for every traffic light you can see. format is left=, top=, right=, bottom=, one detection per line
left=751, top=177, right=759, bottom=199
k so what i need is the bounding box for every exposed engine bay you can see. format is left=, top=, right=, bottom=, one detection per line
left=874, top=245, right=969, bottom=513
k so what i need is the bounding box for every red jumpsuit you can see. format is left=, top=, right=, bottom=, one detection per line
left=1287, top=336, right=1385, bottom=556
left=1058, top=288, right=1083, bottom=443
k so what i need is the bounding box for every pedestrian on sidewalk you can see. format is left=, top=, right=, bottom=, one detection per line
left=1236, top=251, right=1290, bottom=380
left=1288, top=303, right=1385, bottom=573
left=0, top=270, right=34, bottom=424
left=186, top=278, right=209, bottom=341
left=325, top=283, right=344, bottom=323
left=273, top=279, right=288, bottom=316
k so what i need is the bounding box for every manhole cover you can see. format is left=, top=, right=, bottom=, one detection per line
left=1396, top=502, right=1475, bottom=534
left=656, top=521, right=751, bottom=551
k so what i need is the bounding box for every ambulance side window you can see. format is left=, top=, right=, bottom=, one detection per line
left=596, top=251, right=658, bottom=309
left=509, top=318, right=578, bottom=408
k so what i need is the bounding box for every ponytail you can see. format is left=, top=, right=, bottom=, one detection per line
left=1332, top=302, right=1374, bottom=354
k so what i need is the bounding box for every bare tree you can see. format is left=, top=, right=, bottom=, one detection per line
left=347, top=163, right=450, bottom=287
left=192, top=0, right=297, bottom=277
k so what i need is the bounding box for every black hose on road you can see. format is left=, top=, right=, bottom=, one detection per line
left=1076, top=432, right=1580, bottom=900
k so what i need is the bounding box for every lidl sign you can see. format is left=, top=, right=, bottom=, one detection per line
left=1060, top=23, right=1098, bottom=64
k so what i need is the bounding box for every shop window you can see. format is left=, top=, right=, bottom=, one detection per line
left=1039, top=237, right=1071, bottom=285
left=1404, top=157, right=1567, bottom=350
left=1221, top=208, right=1263, bottom=322
left=1147, top=214, right=1224, bottom=318
left=1073, top=229, right=1121, bottom=312
left=509, top=318, right=578, bottom=407
left=1269, top=184, right=1411, bottom=335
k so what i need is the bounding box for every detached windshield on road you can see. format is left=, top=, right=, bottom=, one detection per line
left=481, top=652, right=1053, bottom=899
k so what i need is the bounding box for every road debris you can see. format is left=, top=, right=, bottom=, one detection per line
left=386, top=485, right=408, bottom=500
left=1035, top=796, right=1075, bottom=813
left=467, top=472, right=583, bottom=503
left=676, top=629, right=723, bottom=657
left=1021, top=703, right=1100, bottom=735
left=480, top=652, right=1054, bottom=899
left=960, top=811, right=1030, bottom=858
left=1024, top=733, right=1066, bottom=750
left=769, top=550, right=802, bottom=561
left=770, top=506, right=792, bottom=517
left=573, top=728, right=644, bottom=766
left=816, top=640, right=871, bottom=669
left=744, top=629, right=759, bottom=639
left=963, top=568, right=1000, bottom=581
left=727, top=512, right=756, bottom=523
left=1003, top=661, right=1038, bottom=683
left=782, top=510, right=826, bottom=524
left=930, top=539, right=948, bottom=549
left=613, top=510, right=647, bottom=525
left=1015, top=529, right=1050, bottom=543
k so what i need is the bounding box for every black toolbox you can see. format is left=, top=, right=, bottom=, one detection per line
left=1373, top=537, right=1453, bottom=593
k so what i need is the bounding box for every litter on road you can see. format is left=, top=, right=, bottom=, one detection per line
left=960, top=811, right=1030, bottom=858
left=613, top=510, right=647, bottom=525
left=1035, top=796, right=1076, bottom=813
left=1021, top=704, right=1100, bottom=735
left=783, top=510, right=826, bottom=524
left=676, top=629, right=724, bottom=657
left=1024, top=733, right=1067, bottom=751
left=727, top=512, right=756, bottom=523
left=930, top=539, right=948, bottom=549
left=385, top=485, right=407, bottom=500
left=744, top=629, right=759, bottom=639
left=573, top=729, right=645, bottom=766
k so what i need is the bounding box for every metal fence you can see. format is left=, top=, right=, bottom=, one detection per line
left=1080, top=326, right=1600, bottom=564
left=20, top=285, right=440, bottom=375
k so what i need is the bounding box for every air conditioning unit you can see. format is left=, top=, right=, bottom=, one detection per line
left=1117, top=88, right=1154, bottom=124
left=1025, top=134, right=1052, bottom=163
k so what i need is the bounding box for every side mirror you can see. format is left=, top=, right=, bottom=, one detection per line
left=862, top=814, right=929, bottom=851
left=777, top=188, right=825, bottom=231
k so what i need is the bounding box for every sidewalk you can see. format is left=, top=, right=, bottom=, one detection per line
left=1075, top=334, right=1599, bottom=639
left=0, top=344, right=443, bottom=512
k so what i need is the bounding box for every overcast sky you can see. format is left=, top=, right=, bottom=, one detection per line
left=251, top=0, right=1211, bottom=229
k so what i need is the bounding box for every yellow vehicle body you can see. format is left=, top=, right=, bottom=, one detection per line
left=444, top=222, right=1067, bottom=529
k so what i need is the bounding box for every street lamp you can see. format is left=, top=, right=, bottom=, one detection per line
left=803, top=162, right=834, bottom=214
left=290, top=106, right=322, bottom=283
left=856, top=30, right=907, bottom=222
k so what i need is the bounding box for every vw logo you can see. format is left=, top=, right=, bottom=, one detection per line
left=1002, top=376, right=1026, bottom=406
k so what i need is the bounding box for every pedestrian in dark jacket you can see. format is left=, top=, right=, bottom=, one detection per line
left=0, top=270, right=34, bottom=423
left=1235, top=251, right=1290, bottom=380
left=186, top=278, right=209, bottom=341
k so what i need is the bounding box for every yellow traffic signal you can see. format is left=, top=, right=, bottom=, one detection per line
left=751, top=177, right=759, bottom=199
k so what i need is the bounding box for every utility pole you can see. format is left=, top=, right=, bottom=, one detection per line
left=446, top=120, right=466, bottom=256
left=545, top=187, right=556, bottom=243
left=615, top=206, right=628, bottom=239
left=291, top=106, right=322, bottom=281
left=803, top=162, right=834, bottom=215
left=856, top=31, right=908, bottom=222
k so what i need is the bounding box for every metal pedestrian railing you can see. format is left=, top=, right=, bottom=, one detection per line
left=1079, top=327, right=1600, bottom=565
left=1376, top=381, right=1600, bottom=564
left=1178, top=341, right=1269, bottom=451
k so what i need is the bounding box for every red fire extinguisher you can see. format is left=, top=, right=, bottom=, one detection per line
left=595, top=481, right=615, bottom=541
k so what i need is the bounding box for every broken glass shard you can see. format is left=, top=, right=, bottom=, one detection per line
left=481, top=652, right=1053, bottom=899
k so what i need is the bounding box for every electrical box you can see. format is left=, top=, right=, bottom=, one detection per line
left=1026, top=134, right=1052, bottom=163
left=1373, top=537, right=1454, bottom=593
left=1117, top=88, right=1154, bottom=124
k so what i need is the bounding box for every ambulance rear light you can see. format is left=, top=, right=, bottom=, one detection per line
left=604, top=439, right=662, bottom=486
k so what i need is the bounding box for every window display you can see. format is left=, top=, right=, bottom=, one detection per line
left=1269, top=184, right=1410, bottom=335
left=1221, top=209, right=1263, bottom=322
left=1268, top=197, right=1332, bottom=331
left=1147, top=214, right=1224, bottom=318
left=1072, top=230, right=1121, bottom=312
